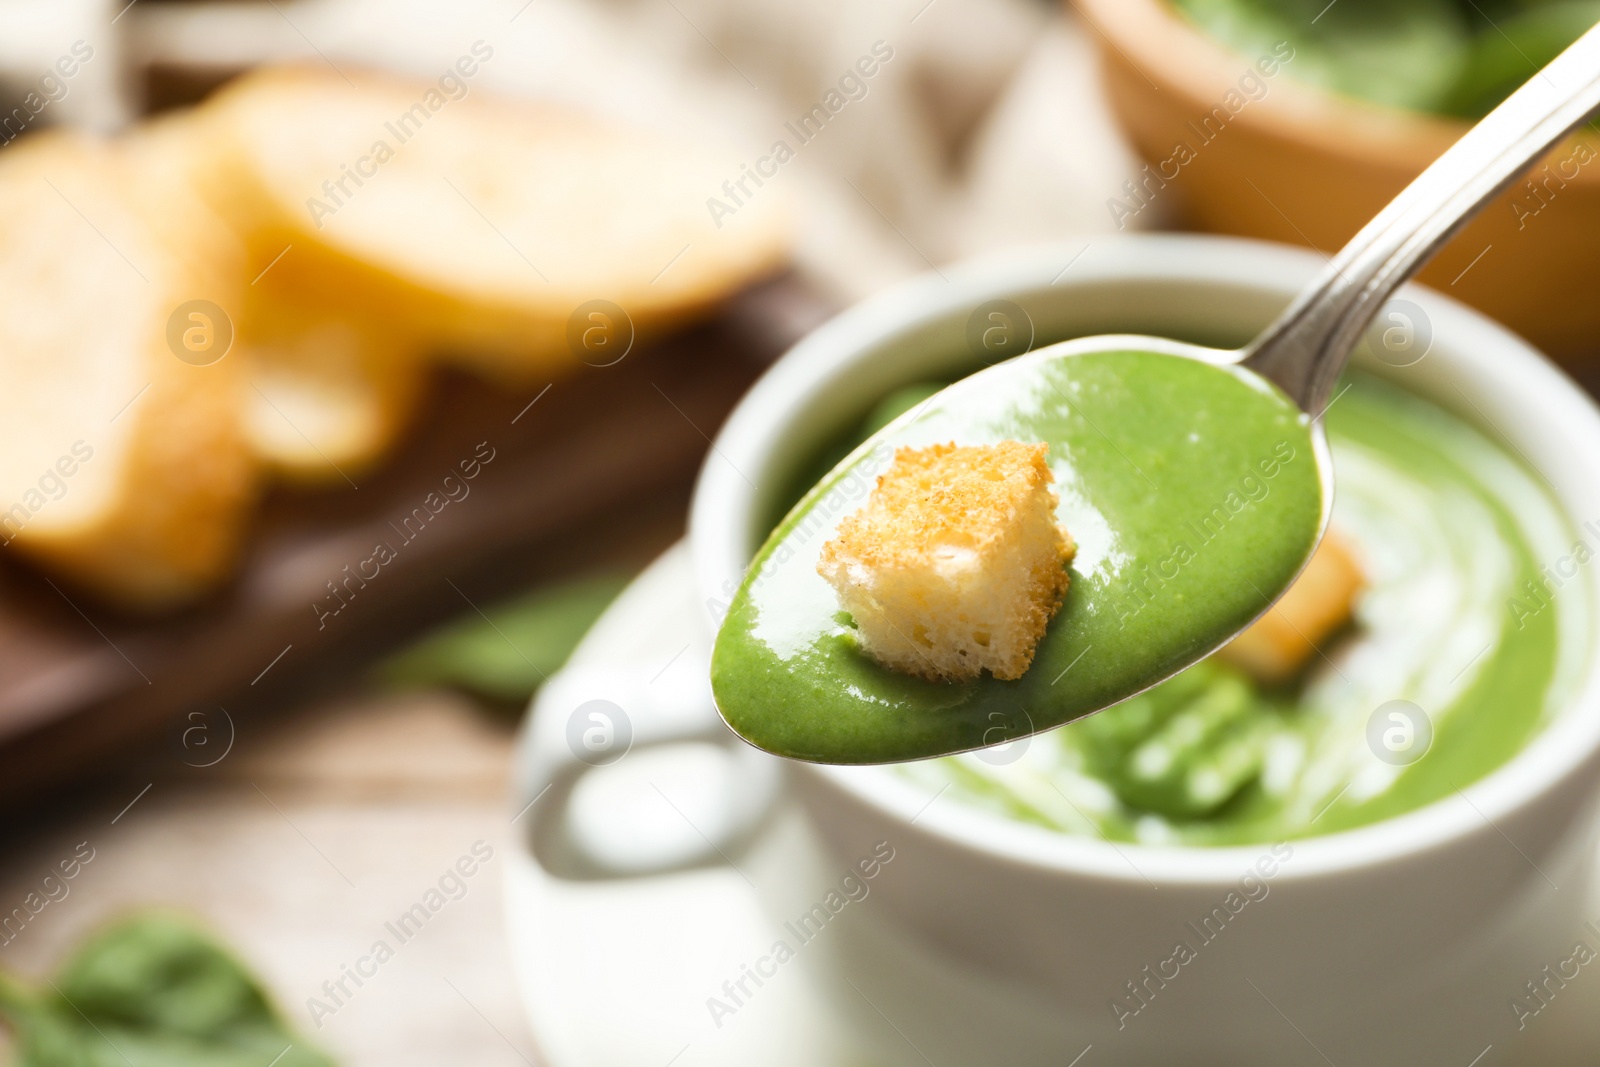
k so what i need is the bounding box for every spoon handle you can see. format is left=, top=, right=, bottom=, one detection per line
left=1243, top=22, right=1600, bottom=414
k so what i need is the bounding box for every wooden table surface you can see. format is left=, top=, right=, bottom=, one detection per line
left=0, top=684, right=549, bottom=1065
left=0, top=488, right=694, bottom=1065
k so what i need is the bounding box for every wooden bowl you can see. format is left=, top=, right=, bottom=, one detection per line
left=1074, top=0, right=1600, bottom=361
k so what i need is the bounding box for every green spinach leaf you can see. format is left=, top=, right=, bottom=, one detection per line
left=0, top=914, right=334, bottom=1067
left=1445, top=1, right=1600, bottom=116
left=1173, top=0, right=1472, bottom=112
left=1171, top=0, right=1600, bottom=118
left=381, top=573, right=629, bottom=703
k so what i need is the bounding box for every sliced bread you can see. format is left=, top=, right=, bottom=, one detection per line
left=202, top=65, right=791, bottom=380
left=0, top=130, right=256, bottom=609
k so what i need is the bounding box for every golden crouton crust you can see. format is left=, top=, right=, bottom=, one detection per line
left=818, top=441, right=1073, bottom=682
left=837, top=442, right=1057, bottom=562
left=1219, top=530, right=1364, bottom=683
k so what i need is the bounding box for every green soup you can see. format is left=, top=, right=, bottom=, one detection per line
left=711, top=350, right=1324, bottom=764
left=894, top=374, right=1586, bottom=844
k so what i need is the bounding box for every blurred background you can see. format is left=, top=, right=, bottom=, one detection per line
left=0, top=0, right=1595, bottom=1063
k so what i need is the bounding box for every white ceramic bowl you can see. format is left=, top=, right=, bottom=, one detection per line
left=688, top=235, right=1600, bottom=1066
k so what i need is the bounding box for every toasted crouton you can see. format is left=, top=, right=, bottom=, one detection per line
left=1219, top=531, right=1364, bottom=683
left=817, top=441, right=1073, bottom=683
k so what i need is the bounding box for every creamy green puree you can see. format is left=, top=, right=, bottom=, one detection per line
left=711, top=350, right=1323, bottom=764
left=897, top=374, right=1587, bottom=845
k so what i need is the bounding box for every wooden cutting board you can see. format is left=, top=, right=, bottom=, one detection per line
left=0, top=275, right=831, bottom=806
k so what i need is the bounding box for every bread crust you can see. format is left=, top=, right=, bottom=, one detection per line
left=818, top=441, right=1073, bottom=682
left=0, top=131, right=257, bottom=609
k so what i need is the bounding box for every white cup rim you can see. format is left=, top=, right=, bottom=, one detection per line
left=690, top=233, right=1600, bottom=885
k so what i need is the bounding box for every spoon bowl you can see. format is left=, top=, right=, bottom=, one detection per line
left=711, top=333, right=1326, bottom=763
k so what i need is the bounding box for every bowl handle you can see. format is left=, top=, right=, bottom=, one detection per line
left=513, top=659, right=781, bottom=881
